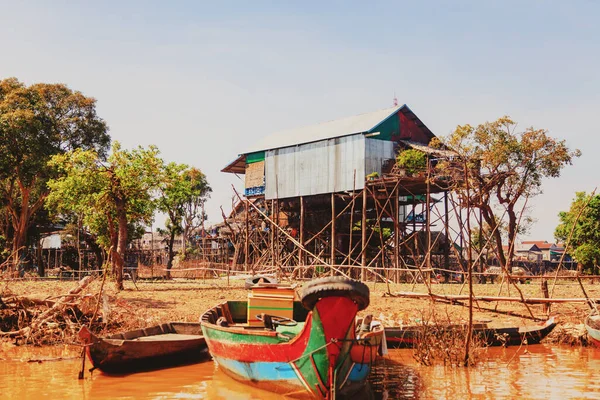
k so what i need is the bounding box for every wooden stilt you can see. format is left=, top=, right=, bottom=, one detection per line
left=331, top=193, right=335, bottom=275
left=300, top=197, right=305, bottom=267
left=394, top=185, right=399, bottom=283
left=245, top=199, right=249, bottom=273
left=361, top=187, right=367, bottom=281
left=444, top=191, right=450, bottom=274
left=270, top=200, right=275, bottom=266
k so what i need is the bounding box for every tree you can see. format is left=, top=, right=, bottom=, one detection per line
left=396, top=148, right=427, bottom=176
left=555, top=191, right=600, bottom=273
left=181, top=168, right=212, bottom=252
left=441, top=116, right=580, bottom=271
left=0, top=78, right=109, bottom=271
left=46, top=143, right=162, bottom=289
left=156, top=164, right=211, bottom=278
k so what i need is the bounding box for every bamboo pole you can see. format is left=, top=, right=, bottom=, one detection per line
left=443, top=191, right=450, bottom=273
left=302, top=191, right=361, bottom=249
left=232, top=186, right=351, bottom=278
left=348, top=170, right=356, bottom=268
left=426, top=165, right=432, bottom=273
left=331, top=193, right=335, bottom=276
left=269, top=200, right=274, bottom=265
left=300, top=196, right=305, bottom=266
left=361, top=187, right=367, bottom=281
left=244, top=199, right=249, bottom=272
left=550, top=187, right=597, bottom=310
left=391, top=291, right=600, bottom=304
left=394, top=185, right=399, bottom=284
left=463, top=160, right=474, bottom=366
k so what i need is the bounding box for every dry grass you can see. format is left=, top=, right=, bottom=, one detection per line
left=1, top=275, right=598, bottom=347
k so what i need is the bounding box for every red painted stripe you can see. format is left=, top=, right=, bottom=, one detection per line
left=316, top=297, right=358, bottom=368
left=206, top=314, right=313, bottom=362
left=589, top=335, right=600, bottom=347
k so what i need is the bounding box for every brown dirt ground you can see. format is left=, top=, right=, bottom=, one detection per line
left=2, top=273, right=598, bottom=346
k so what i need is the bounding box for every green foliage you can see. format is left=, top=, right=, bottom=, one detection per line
left=444, top=117, right=580, bottom=198
left=555, top=192, right=600, bottom=267
left=0, top=77, right=110, bottom=259
left=156, top=164, right=211, bottom=252
left=373, top=226, right=392, bottom=241
left=366, top=172, right=379, bottom=180
left=47, top=143, right=162, bottom=246
left=47, top=142, right=163, bottom=288
left=396, top=149, right=427, bottom=175
left=438, top=116, right=580, bottom=267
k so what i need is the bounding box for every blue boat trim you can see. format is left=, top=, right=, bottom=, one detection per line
left=213, top=355, right=299, bottom=382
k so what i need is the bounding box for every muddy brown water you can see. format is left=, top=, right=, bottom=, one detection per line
left=1, top=345, right=600, bottom=399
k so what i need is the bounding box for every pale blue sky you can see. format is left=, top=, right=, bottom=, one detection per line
left=2, top=1, right=598, bottom=241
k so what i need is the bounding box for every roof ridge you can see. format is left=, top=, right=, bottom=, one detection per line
left=242, top=104, right=405, bottom=154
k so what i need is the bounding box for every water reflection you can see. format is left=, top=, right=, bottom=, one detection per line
left=369, top=346, right=600, bottom=399
left=369, top=356, right=422, bottom=399
left=0, top=345, right=280, bottom=399
left=2, top=345, right=600, bottom=399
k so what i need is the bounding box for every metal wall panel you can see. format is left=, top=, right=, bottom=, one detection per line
left=265, top=135, right=366, bottom=199
left=364, top=138, right=395, bottom=178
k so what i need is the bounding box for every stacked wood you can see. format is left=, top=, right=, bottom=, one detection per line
left=0, top=277, right=94, bottom=344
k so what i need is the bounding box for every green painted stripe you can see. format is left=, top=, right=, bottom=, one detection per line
left=246, top=151, right=265, bottom=164
left=248, top=306, right=293, bottom=311
left=202, top=325, right=281, bottom=344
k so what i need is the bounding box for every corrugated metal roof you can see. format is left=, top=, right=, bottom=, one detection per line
left=244, top=105, right=403, bottom=154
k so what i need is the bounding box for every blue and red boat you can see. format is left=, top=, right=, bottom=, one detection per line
left=200, top=276, right=382, bottom=399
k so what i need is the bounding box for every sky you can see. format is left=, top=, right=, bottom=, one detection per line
left=1, top=1, right=598, bottom=242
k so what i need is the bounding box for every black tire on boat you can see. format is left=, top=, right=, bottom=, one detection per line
left=244, top=275, right=279, bottom=289
left=300, top=276, right=370, bottom=311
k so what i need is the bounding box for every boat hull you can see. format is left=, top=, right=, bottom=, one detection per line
left=79, top=322, right=208, bottom=373
left=201, top=297, right=379, bottom=399
left=585, top=314, right=600, bottom=347
left=386, top=318, right=556, bottom=349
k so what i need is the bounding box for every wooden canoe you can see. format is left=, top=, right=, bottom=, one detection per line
left=385, top=317, right=556, bottom=349
left=585, top=313, right=600, bottom=347
left=78, top=322, right=208, bottom=373
left=200, top=277, right=382, bottom=399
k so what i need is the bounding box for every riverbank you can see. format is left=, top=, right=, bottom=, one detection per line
left=1, top=275, right=597, bottom=347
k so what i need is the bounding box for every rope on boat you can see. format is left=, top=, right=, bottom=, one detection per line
left=284, top=336, right=378, bottom=364
left=284, top=338, right=338, bottom=365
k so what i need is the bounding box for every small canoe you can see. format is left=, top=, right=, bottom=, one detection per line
left=200, top=277, right=383, bottom=399
left=78, top=322, right=208, bottom=373
left=584, top=313, right=600, bottom=347
left=385, top=317, right=556, bottom=348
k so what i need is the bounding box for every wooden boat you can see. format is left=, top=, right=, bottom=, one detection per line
left=78, top=322, right=208, bottom=373
left=385, top=317, right=556, bottom=348
left=200, top=277, right=383, bottom=399
left=584, top=313, right=600, bottom=347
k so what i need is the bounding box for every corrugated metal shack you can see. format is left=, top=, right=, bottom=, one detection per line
left=222, top=104, right=457, bottom=281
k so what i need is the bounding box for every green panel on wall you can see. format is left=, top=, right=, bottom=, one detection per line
left=369, top=112, right=399, bottom=141
left=246, top=151, right=265, bottom=164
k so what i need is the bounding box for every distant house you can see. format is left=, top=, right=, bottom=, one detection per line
left=137, top=231, right=183, bottom=252
left=493, top=243, right=543, bottom=264
left=522, top=240, right=570, bottom=262
left=40, top=233, right=62, bottom=249
left=514, top=243, right=542, bottom=262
